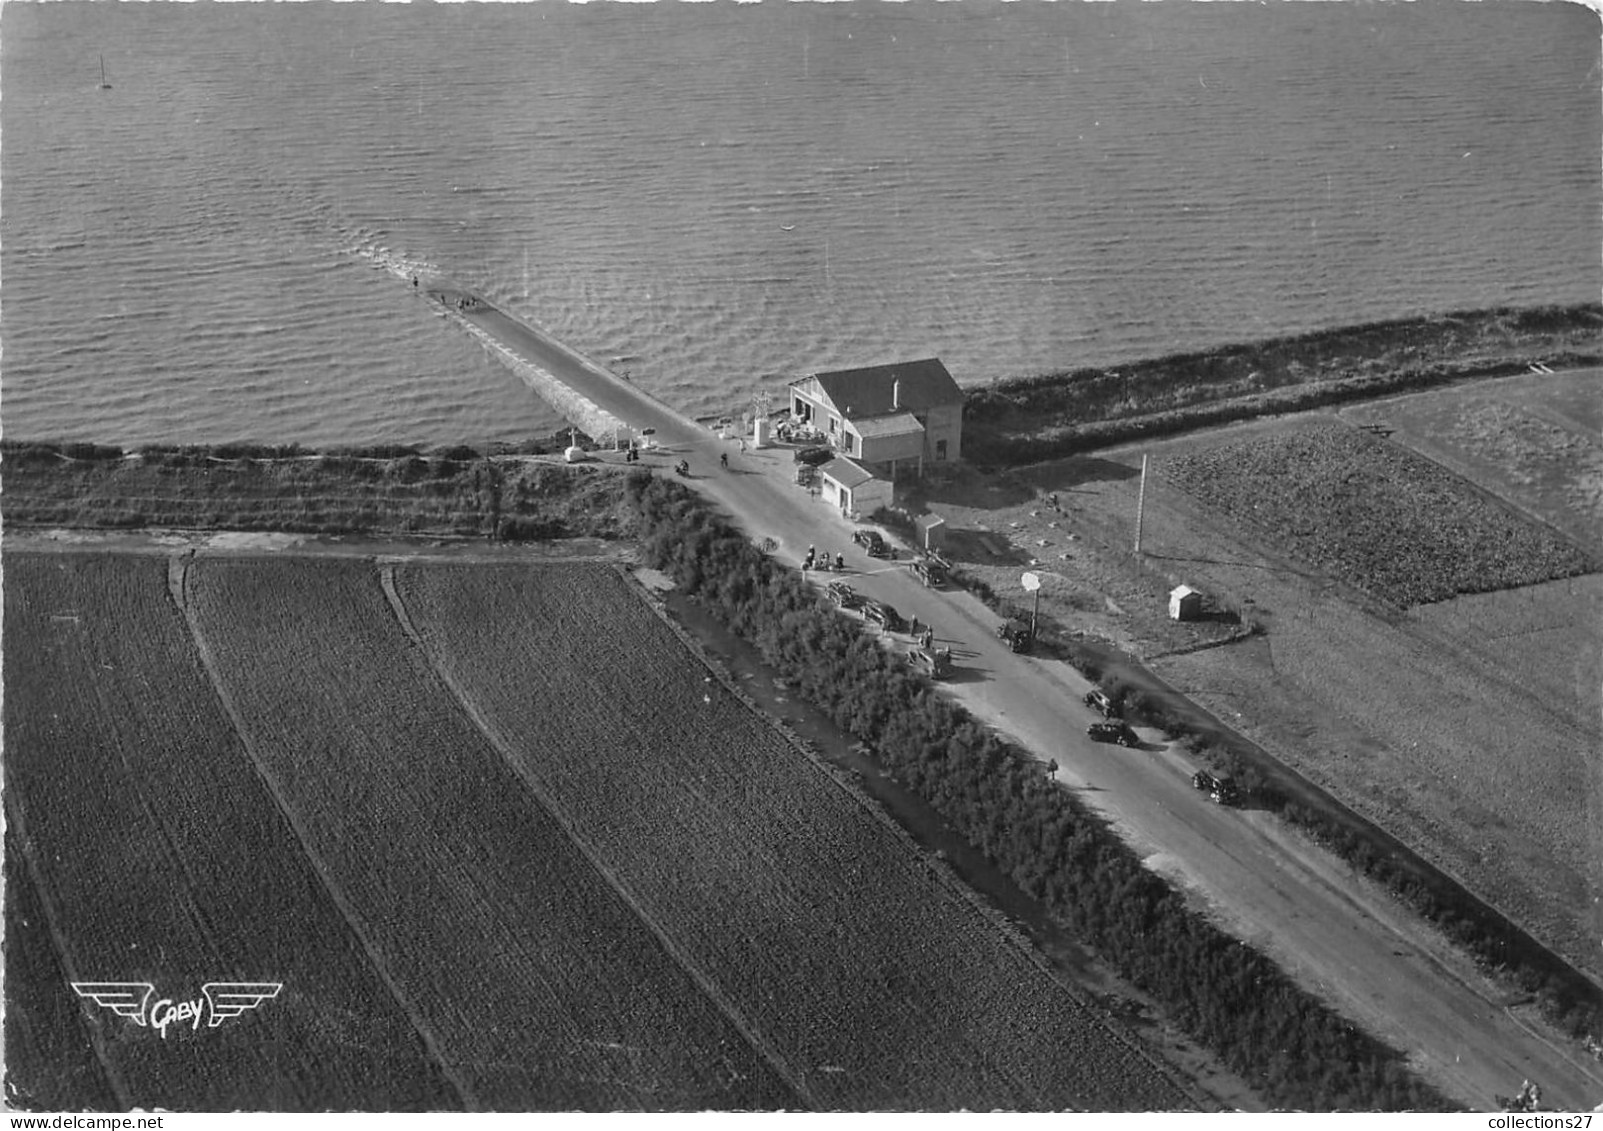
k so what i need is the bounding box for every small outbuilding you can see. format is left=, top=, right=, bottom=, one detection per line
left=819, top=456, right=892, bottom=519
left=915, top=513, right=947, bottom=552
left=1169, top=585, right=1203, bottom=621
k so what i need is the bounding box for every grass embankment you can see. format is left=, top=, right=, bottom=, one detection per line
left=0, top=438, right=634, bottom=542
left=963, top=305, right=1603, bottom=465
left=625, top=471, right=1453, bottom=1112
left=942, top=563, right=1603, bottom=1049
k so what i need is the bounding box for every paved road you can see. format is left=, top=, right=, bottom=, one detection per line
left=455, top=297, right=1603, bottom=1112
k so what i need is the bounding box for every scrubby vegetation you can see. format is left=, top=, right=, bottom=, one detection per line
left=962, top=304, right=1603, bottom=465
left=0, top=436, right=633, bottom=541
left=627, top=471, right=1453, bottom=1112
left=1161, top=423, right=1595, bottom=606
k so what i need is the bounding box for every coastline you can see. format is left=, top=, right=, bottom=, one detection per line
left=963, top=304, right=1603, bottom=467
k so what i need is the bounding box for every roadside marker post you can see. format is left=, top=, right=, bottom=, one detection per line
left=1021, top=571, right=1042, bottom=640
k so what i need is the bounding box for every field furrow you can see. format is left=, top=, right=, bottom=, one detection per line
left=2, top=553, right=458, bottom=1111
left=395, top=562, right=1191, bottom=1111
left=183, top=557, right=799, bottom=1111
left=2, top=823, right=121, bottom=1112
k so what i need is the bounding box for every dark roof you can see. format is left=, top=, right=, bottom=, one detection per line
left=811, top=359, right=962, bottom=419
left=819, top=456, right=876, bottom=490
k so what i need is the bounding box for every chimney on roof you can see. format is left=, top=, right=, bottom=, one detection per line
left=892, top=377, right=901, bottom=411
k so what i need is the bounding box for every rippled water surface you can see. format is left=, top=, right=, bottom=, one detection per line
left=3, top=1, right=1597, bottom=445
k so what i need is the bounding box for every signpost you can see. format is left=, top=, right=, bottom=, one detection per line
left=1021, top=571, right=1042, bottom=639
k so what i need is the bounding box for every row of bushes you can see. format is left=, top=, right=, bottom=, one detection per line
left=961, top=356, right=1601, bottom=467
left=1, top=434, right=596, bottom=472
left=943, top=558, right=1603, bottom=1046
left=3, top=441, right=128, bottom=466
left=965, top=304, right=1603, bottom=427
left=625, top=470, right=1451, bottom=1111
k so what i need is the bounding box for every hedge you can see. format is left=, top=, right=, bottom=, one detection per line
left=626, top=470, right=1452, bottom=1111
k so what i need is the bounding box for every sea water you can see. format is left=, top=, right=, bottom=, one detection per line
left=2, top=0, right=1596, bottom=447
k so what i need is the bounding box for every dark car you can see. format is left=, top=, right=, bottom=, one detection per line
left=793, top=445, right=834, bottom=467
left=1192, top=771, right=1241, bottom=806
left=1083, top=688, right=1121, bottom=718
left=997, top=618, right=1033, bottom=653
left=908, top=556, right=946, bottom=586
left=852, top=528, right=890, bottom=558
left=863, top=601, right=905, bottom=633
left=825, top=581, right=864, bottom=609
left=1087, top=721, right=1140, bottom=747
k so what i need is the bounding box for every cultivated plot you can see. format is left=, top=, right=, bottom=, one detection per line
left=1160, top=419, right=1593, bottom=607
left=394, top=561, right=1192, bottom=1111
left=2, top=553, right=458, bottom=1111
left=182, top=557, right=801, bottom=1111
left=1343, top=368, right=1603, bottom=552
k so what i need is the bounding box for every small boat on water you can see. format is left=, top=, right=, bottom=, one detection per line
left=98, top=54, right=112, bottom=90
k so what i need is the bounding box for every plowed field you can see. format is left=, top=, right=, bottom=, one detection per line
left=2, top=554, right=458, bottom=1111
left=1342, top=368, right=1602, bottom=551
left=181, top=557, right=800, bottom=1111
left=7, top=550, right=1191, bottom=1110
left=394, top=562, right=1191, bottom=1111
left=1160, top=420, right=1592, bottom=606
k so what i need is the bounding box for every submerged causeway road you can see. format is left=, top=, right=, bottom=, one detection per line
left=447, top=293, right=1603, bottom=1112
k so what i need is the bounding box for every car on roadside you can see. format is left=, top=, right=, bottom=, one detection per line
left=908, top=555, right=946, bottom=586
left=905, top=646, right=953, bottom=679
left=852, top=528, right=890, bottom=558
left=997, top=618, right=1033, bottom=653
left=1087, top=721, right=1140, bottom=747
left=863, top=601, right=905, bottom=633
left=1083, top=688, right=1121, bottom=718
left=793, top=445, right=834, bottom=467
left=825, top=581, right=864, bottom=610
left=1191, top=770, right=1241, bottom=806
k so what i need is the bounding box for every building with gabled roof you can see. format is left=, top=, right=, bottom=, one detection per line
left=786, top=358, right=964, bottom=480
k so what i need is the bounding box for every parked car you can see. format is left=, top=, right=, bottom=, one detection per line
left=905, top=646, right=953, bottom=679
left=825, top=581, right=863, bottom=609
left=1087, top=721, right=1140, bottom=747
left=852, top=528, right=890, bottom=558
left=1083, top=688, right=1121, bottom=718
left=1191, top=770, right=1241, bottom=806
left=863, top=601, right=905, bottom=633
left=997, top=618, right=1033, bottom=653
left=908, top=555, right=946, bottom=586
left=793, top=445, right=834, bottom=467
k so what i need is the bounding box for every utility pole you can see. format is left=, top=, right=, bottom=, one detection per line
left=1021, top=572, right=1042, bottom=639
left=1134, top=453, right=1149, bottom=556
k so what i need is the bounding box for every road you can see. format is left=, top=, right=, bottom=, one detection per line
left=454, top=296, right=1603, bottom=1112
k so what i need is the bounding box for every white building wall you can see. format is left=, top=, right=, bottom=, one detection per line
left=922, top=403, right=963, bottom=462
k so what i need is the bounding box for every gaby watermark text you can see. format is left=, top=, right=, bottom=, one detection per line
left=71, top=982, right=282, bottom=1038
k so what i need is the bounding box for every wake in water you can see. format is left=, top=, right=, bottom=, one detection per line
left=347, top=234, right=441, bottom=289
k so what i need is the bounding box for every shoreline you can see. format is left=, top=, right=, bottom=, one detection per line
left=963, top=303, right=1603, bottom=466
left=9, top=303, right=1597, bottom=460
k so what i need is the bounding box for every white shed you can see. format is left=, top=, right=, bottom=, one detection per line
left=1169, top=585, right=1203, bottom=621
left=819, top=456, right=892, bottom=519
